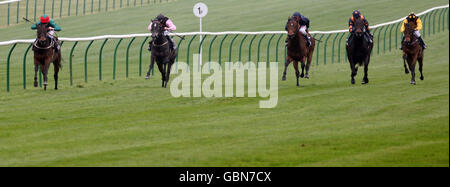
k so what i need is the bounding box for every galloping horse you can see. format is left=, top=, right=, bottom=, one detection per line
left=283, top=17, right=316, bottom=87
left=146, top=20, right=177, bottom=88
left=33, top=23, right=62, bottom=90
left=402, top=22, right=424, bottom=85
left=346, top=18, right=373, bottom=85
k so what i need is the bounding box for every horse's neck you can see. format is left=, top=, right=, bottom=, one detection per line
left=154, top=35, right=167, bottom=44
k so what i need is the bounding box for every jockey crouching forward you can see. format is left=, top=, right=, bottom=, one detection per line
left=285, top=12, right=312, bottom=47
left=400, top=12, right=427, bottom=50
left=347, top=10, right=373, bottom=45
left=31, top=14, right=62, bottom=52
left=148, top=14, right=177, bottom=51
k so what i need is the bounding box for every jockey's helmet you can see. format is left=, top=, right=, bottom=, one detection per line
left=352, top=10, right=361, bottom=19
left=40, top=14, right=50, bottom=24
left=407, top=12, right=417, bottom=22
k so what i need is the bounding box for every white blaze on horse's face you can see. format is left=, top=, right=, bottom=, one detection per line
left=287, top=20, right=297, bottom=37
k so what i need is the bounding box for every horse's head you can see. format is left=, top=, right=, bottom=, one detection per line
left=36, top=23, right=50, bottom=46
left=353, top=18, right=365, bottom=38
left=287, top=17, right=299, bottom=39
left=151, top=20, right=164, bottom=39
left=403, top=23, right=416, bottom=44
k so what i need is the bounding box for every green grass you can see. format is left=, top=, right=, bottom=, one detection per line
left=0, top=0, right=448, bottom=166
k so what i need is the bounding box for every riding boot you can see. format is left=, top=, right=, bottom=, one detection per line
left=304, top=35, right=311, bottom=47
left=418, top=37, right=427, bottom=49
left=53, top=38, right=60, bottom=53
left=167, top=36, right=177, bottom=51
left=366, top=32, right=373, bottom=43
left=346, top=33, right=354, bottom=46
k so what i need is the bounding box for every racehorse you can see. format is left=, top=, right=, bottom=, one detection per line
left=283, top=17, right=316, bottom=87
left=401, top=22, right=424, bottom=85
left=146, top=20, right=177, bottom=88
left=346, top=18, right=373, bottom=85
left=33, top=23, right=62, bottom=90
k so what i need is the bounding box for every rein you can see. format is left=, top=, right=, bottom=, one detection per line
left=152, top=40, right=168, bottom=47
left=33, top=36, right=54, bottom=50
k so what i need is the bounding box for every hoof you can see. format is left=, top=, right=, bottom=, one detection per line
left=405, top=70, right=410, bottom=74
left=34, top=82, right=38, bottom=87
left=55, top=88, right=58, bottom=90
left=362, top=79, right=369, bottom=85
left=300, top=74, right=305, bottom=78
left=145, top=75, right=150, bottom=80
left=305, top=74, right=310, bottom=79
left=411, top=81, right=416, bottom=85
left=282, top=76, right=286, bottom=81
left=351, top=80, right=356, bottom=85
left=420, top=76, right=424, bottom=81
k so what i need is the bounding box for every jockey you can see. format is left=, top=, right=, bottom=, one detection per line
left=148, top=14, right=177, bottom=51
left=347, top=10, right=373, bottom=45
left=285, top=12, right=312, bottom=47
left=401, top=12, right=426, bottom=49
left=31, top=14, right=61, bottom=52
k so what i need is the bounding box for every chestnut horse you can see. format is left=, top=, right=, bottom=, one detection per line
left=283, top=17, right=316, bottom=87
left=402, top=22, right=424, bottom=85
left=33, top=23, right=61, bottom=90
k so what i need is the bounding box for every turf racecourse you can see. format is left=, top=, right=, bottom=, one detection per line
left=0, top=0, right=449, bottom=166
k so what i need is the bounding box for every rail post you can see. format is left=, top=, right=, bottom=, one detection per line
left=23, top=44, right=33, bottom=89
left=6, top=44, right=17, bottom=92
left=323, top=34, right=332, bottom=65
left=139, top=37, right=149, bottom=76
left=316, top=34, right=325, bottom=65
left=84, top=40, right=95, bottom=83
left=186, top=35, right=198, bottom=66
left=98, top=39, right=108, bottom=80
left=69, top=41, right=79, bottom=86
left=218, top=34, right=229, bottom=66
left=113, top=38, right=124, bottom=80
left=126, top=37, right=136, bottom=78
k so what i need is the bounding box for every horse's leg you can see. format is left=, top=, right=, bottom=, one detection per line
left=350, top=62, right=357, bottom=85
left=362, top=57, right=370, bottom=84
left=408, top=58, right=417, bottom=85
left=146, top=55, right=156, bottom=79
left=34, top=59, right=39, bottom=87
left=300, top=60, right=305, bottom=78
left=305, top=47, right=314, bottom=79
left=418, top=53, right=424, bottom=81
left=162, top=63, right=167, bottom=88
left=165, top=62, right=174, bottom=88
left=403, top=53, right=409, bottom=74
left=282, top=58, right=291, bottom=81
left=53, top=62, right=59, bottom=90
left=293, top=61, right=300, bottom=87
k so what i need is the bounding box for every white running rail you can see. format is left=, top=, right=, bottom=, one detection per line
left=0, top=0, right=21, bottom=5
left=0, top=4, right=448, bottom=46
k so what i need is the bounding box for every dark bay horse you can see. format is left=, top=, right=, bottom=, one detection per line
left=346, top=18, right=373, bottom=85
left=146, top=20, right=177, bottom=88
left=402, top=23, right=424, bottom=85
left=33, top=23, right=62, bottom=90
left=283, top=17, right=316, bottom=87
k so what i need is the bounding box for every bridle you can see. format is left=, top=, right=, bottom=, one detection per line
left=287, top=18, right=299, bottom=39
left=403, top=23, right=418, bottom=46
left=151, top=20, right=169, bottom=47
left=34, top=24, right=54, bottom=50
